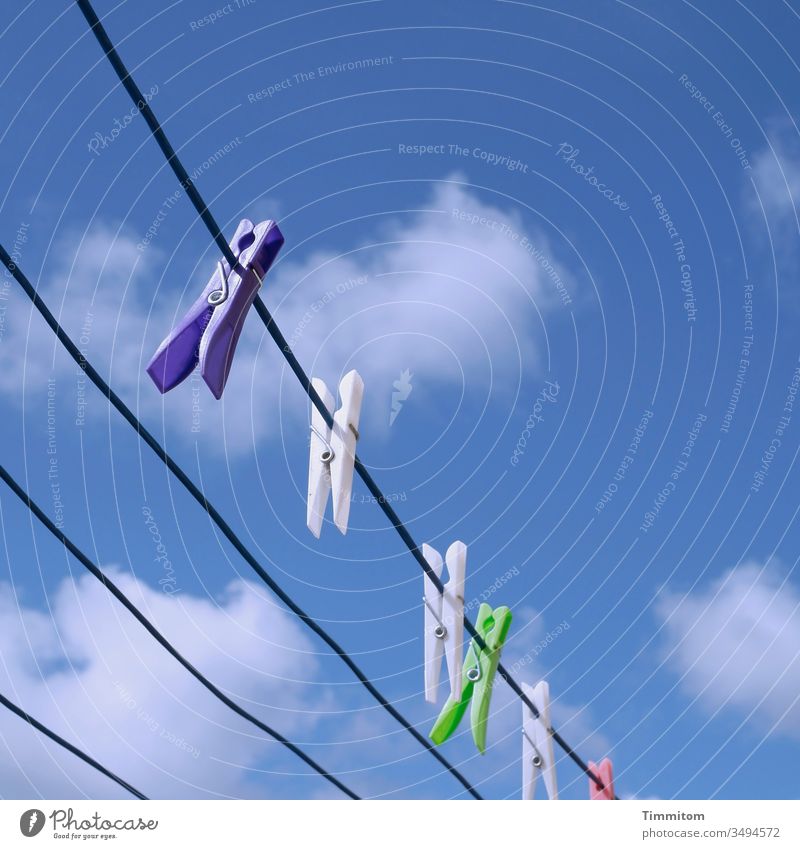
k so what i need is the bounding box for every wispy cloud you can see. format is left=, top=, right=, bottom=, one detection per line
left=748, top=128, right=800, bottom=253
left=655, top=561, right=800, bottom=739
left=750, top=138, right=800, bottom=222
left=0, top=179, right=572, bottom=454
left=0, top=571, right=334, bottom=798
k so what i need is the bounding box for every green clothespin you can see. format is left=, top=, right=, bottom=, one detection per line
left=429, top=602, right=512, bottom=753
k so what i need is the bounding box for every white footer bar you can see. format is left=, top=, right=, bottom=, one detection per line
left=2, top=799, right=797, bottom=848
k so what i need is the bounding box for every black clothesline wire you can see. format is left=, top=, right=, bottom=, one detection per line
left=0, top=463, right=360, bottom=800
left=69, top=0, right=610, bottom=797
left=0, top=690, right=147, bottom=799
left=0, top=243, right=481, bottom=800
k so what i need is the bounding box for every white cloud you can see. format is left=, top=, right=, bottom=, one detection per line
left=0, top=179, right=571, bottom=454
left=748, top=133, right=800, bottom=234
left=0, top=225, right=153, bottom=397
left=655, top=562, right=800, bottom=738
left=272, top=180, right=560, bottom=408
left=0, top=570, right=335, bottom=799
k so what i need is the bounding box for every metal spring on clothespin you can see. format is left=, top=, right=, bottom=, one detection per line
left=310, top=424, right=335, bottom=463
left=422, top=595, right=447, bottom=639
left=523, top=729, right=543, bottom=767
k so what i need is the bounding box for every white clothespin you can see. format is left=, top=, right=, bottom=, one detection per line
left=307, top=370, right=364, bottom=537
left=422, top=541, right=466, bottom=703
left=522, top=680, right=558, bottom=800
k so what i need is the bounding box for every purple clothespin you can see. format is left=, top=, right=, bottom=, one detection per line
left=147, top=219, right=284, bottom=399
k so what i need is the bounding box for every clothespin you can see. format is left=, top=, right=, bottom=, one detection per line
left=521, top=680, right=558, bottom=799
left=147, top=219, right=284, bottom=399
left=306, top=370, right=364, bottom=537
left=422, top=542, right=466, bottom=703
left=588, top=758, right=614, bottom=800
left=429, top=602, right=512, bottom=753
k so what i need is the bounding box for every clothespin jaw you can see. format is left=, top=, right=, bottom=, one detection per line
left=429, top=638, right=478, bottom=747
left=306, top=379, right=336, bottom=538
left=330, top=370, right=364, bottom=534
left=588, top=758, right=614, bottom=800
left=422, top=544, right=445, bottom=703
left=442, top=542, right=467, bottom=701
left=422, top=541, right=467, bottom=704
left=429, top=602, right=512, bottom=754
left=146, top=219, right=284, bottom=399
left=306, top=370, right=364, bottom=537
left=470, top=603, right=512, bottom=753
left=521, top=680, right=558, bottom=800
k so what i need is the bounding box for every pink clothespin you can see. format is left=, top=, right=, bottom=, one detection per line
left=588, top=758, right=615, bottom=800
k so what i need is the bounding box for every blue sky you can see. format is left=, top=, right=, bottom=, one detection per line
left=1, top=0, right=799, bottom=800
